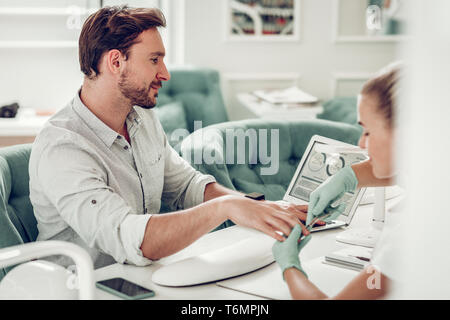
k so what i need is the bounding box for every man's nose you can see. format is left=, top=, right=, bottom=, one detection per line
left=157, top=63, right=170, bottom=82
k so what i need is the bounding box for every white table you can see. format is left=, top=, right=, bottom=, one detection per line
left=237, top=93, right=323, bottom=121
left=0, top=108, right=50, bottom=147
left=94, top=200, right=382, bottom=300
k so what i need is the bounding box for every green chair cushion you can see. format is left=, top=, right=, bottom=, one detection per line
left=317, top=96, right=358, bottom=125
left=156, top=67, right=229, bottom=133
left=153, top=101, right=188, bottom=147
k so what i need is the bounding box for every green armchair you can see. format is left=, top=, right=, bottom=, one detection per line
left=153, top=66, right=229, bottom=148
left=0, top=144, right=36, bottom=281
left=316, top=96, right=358, bottom=125
left=180, top=118, right=362, bottom=230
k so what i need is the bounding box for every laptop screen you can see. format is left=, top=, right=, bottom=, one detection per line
left=289, top=140, right=368, bottom=217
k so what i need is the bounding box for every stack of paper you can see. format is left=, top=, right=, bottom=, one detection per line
left=323, top=247, right=373, bottom=271
left=253, top=86, right=319, bottom=105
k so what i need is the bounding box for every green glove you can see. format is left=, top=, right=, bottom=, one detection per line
left=306, top=166, right=358, bottom=227
left=272, top=224, right=312, bottom=280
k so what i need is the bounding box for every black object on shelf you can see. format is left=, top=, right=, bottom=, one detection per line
left=0, top=102, right=20, bottom=118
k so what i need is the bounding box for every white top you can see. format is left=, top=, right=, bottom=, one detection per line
left=29, top=90, right=215, bottom=269
left=370, top=199, right=406, bottom=282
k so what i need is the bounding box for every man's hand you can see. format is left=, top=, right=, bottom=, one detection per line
left=266, top=200, right=326, bottom=227
left=218, top=195, right=310, bottom=242
left=272, top=224, right=311, bottom=279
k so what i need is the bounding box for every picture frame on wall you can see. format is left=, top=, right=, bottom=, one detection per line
left=224, top=0, right=301, bottom=42
left=332, top=0, right=408, bottom=43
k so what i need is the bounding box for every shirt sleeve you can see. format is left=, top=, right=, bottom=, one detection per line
left=36, top=138, right=152, bottom=266
left=161, top=142, right=216, bottom=210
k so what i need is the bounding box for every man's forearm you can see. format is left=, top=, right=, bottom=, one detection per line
left=203, top=181, right=243, bottom=202
left=140, top=196, right=229, bottom=260
left=352, top=160, right=393, bottom=188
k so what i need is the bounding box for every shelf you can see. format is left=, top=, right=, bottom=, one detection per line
left=0, top=41, right=78, bottom=48
left=237, top=93, right=323, bottom=121
left=0, top=115, right=51, bottom=136
left=334, top=35, right=411, bottom=43
left=0, top=7, right=97, bottom=16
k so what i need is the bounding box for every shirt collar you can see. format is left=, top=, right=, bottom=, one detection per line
left=72, top=89, right=143, bottom=148
left=126, top=107, right=143, bottom=139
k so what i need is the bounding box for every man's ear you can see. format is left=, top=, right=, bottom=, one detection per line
left=104, top=49, right=124, bottom=76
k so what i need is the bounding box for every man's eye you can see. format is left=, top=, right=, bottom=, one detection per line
left=151, top=58, right=158, bottom=64
left=364, top=132, right=370, bottom=136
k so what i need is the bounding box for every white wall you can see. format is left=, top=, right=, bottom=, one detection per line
left=0, top=0, right=401, bottom=118
left=0, top=0, right=160, bottom=112
left=183, top=0, right=402, bottom=120
left=0, top=48, right=82, bottom=111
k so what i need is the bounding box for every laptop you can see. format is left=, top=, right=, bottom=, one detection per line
left=283, top=135, right=368, bottom=232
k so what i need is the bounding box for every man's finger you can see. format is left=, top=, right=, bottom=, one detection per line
left=292, top=204, right=308, bottom=213
left=262, top=224, right=285, bottom=242
left=272, top=210, right=301, bottom=229
left=299, top=221, right=310, bottom=237
left=266, top=215, right=295, bottom=238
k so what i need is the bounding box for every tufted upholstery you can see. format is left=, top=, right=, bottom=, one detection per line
left=155, top=66, right=229, bottom=133
left=181, top=119, right=363, bottom=230
left=0, top=144, right=36, bottom=281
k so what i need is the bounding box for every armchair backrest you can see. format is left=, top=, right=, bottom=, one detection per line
left=181, top=119, right=363, bottom=198
left=0, top=144, right=36, bottom=281
left=156, top=66, right=229, bottom=133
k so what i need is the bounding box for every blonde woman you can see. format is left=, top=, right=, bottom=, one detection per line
left=272, top=63, right=402, bottom=299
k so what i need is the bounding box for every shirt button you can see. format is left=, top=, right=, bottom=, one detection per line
left=139, top=173, right=143, bottom=178
left=91, top=200, right=97, bottom=204
left=124, top=145, right=129, bottom=150
left=117, top=135, right=122, bottom=140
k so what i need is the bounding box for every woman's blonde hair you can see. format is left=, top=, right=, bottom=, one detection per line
left=361, top=62, right=402, bottom=128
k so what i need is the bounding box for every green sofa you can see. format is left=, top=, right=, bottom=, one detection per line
left=153, top=66, right=229, bottom=149
left=180, top=118, right=363, bottom=230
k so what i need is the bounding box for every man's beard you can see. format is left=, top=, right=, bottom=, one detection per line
left=118, top=71, right=161, bottom=109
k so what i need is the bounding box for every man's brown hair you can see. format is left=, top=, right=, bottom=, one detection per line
left=361, top=62, right=402, bottom=128
left=79, top=5, right=166, bottom=79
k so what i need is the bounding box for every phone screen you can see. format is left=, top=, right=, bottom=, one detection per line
left=96, top=277, right=155, bottom=299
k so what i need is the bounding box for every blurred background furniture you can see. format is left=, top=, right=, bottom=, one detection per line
left=316, top=96, right=358, bottom=126
left=0, top=66, right=230, bottom=149
left=0, top=144, right=36, bottom=281
left=154, top=66, right=229, bottom=148
left=236, top=92, right=323, bottom=120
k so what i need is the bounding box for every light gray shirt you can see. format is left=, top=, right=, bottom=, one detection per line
left=29, top=91, right=216, bottom=269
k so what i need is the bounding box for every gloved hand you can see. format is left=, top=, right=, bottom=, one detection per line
left=272, top=224, right=312, bottom=279
left=306, top=165, right=358, bottom=227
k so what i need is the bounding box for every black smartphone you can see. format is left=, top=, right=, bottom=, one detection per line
left=96, top=277, right=155, bottom=300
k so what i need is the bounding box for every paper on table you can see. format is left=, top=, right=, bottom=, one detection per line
left=216, top=256, right=359, bottom=300
left=253, top=86, right=319, bottom=105
left=324, top=247, right=373, bottom=271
